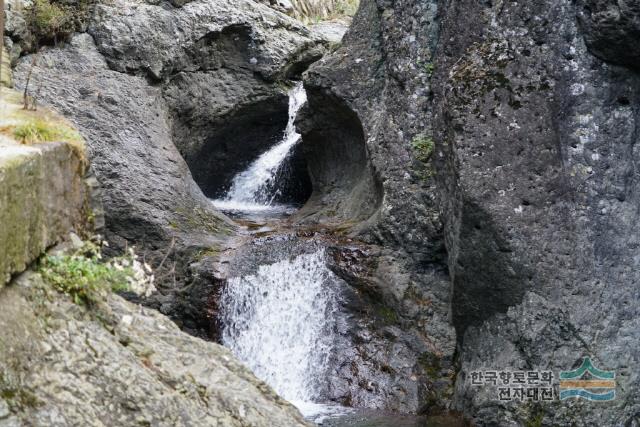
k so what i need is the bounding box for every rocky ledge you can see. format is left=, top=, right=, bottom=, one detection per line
left=7, top=0, right=328, bottom=336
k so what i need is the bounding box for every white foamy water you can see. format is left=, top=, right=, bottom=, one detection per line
left=219, top=249, right=350, bottom=422
left=210, top=200, right=297, bottom=215
left=212, top=82, right=307, bottom=212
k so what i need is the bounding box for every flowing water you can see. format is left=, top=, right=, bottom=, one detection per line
left=213, top=81, right=354, bottom=423
left=219, top=249, right=350, bottom=423
left=212, top=82, right=307, bottom=214
left=213, top=81, right=460, bottom=426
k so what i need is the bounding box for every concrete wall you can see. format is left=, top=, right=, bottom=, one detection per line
left=0, top=109, right=91, bottom=285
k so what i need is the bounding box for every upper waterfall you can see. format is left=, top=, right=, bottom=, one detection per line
left=213, top=82, right=307, bottom=213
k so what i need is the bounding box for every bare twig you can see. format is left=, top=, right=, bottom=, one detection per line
left=156, top=238, right=176, bottom=273
left=22, top=54, right=38, bottom=109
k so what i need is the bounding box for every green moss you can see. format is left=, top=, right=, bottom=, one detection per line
left=195, top=247, right=220, bottom=261
left=0, top=370, right=40, bottom=411
left=424, top=62, right=436, bottom=77
left=411, top=135, right=435, bottom=163
left=418, top=352, right=441, bottom=378
left=177, top=206, right=234, bottom=235
left=38, top=242, right=132, bottom=305
left=376, top=305, right=398, bottom=324
left=525, top=411, right=544, bottom=427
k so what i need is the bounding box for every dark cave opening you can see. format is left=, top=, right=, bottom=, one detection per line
left=175, top=95, right=313, bottom=206
left=295, top=88, right=383, bottom=222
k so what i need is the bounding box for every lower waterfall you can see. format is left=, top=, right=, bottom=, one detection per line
left=219, top=249, right=348, bottom=422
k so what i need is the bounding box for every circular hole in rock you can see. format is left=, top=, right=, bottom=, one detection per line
left=170, top=94, right=313, bottom=208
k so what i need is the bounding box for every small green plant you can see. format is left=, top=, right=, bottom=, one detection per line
left=39, top=242, right=133, bottom=305
left=424, top=62, right=435, bottom=77
left=376, top=304, right=398, bottom=324
left=24, top=0, right=95, bottom=47
left=411, top=135, right=435, bottom=163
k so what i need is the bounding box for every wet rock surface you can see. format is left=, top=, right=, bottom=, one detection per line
left=208, top=222, right=453, bottom=414
left=298, top=0, right=456, bottom=414
left=3, top=0, right=639, bottom=423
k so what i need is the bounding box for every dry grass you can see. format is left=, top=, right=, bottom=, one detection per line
left=11, top=119, right=82, bottom=146
left=0, top=87, right=85, bottom=160
left=291, top=0, right=359, bottom=22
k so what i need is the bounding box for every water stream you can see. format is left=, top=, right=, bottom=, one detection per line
left=212, top=82, right=307, bottom=215
left=219, top=249, right=349, bottom=423
left=212, top=81, right=459, bottom=427
left=213, top=82, right=352, bottom=423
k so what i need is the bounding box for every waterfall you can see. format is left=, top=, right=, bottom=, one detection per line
left=212, top=82, right=307, bottom=213
left=219, top=249, right=348, bottom=421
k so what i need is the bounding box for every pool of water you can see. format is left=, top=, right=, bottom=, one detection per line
left=318, top=410, right=469, bottom=427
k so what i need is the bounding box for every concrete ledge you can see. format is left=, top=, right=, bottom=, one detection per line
left=0, top=90, right=91, bottom=285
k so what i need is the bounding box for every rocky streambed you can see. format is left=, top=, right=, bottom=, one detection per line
left=2, top=0, right=639, bottom=425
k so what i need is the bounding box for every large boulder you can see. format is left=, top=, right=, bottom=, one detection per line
left=10, top=0, right=325, bottom=336
left=297, top=0, right=455, bottom=414
left=434, top=0, right=640, bottom=425
left=302, top=0, right=640, bottom=423
left=0, top=83, right=307, bottom=426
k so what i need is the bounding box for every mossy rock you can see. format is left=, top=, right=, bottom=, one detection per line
left=411, top=135, right=435, bottom=163
left=418, top=352, right=442, bottom=378
left=0, top=88, right=91, bottom=286
left=1, top=47, right=12, bottom=88
left=25, top=0, right=95, bottom=46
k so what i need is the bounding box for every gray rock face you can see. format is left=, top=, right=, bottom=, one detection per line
left=0, top=272, right=309, bottom=427
left=433, top=0, right=640, bottom=424
left=15, top=33, right=225, bottom=250
left=303, top=0, right=640, bottom=423
left=5, top=0, right=638, bottom=422
left=577, top=0, right=640, bottom=70
left=206, top=231, right=442, bottom=414
left=9, top=0, right=325, bottom=336
left=84, top=0, right=324, bottom=200
left=297, top=0, right=456, bottom=414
